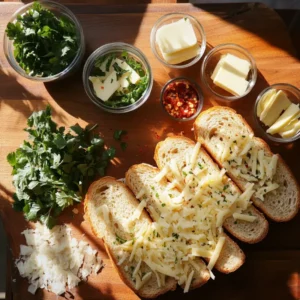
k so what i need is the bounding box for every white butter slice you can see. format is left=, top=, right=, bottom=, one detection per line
left=213, top=66, right=249, bottom=96
left=256, top=88, right=277, bottom=118
left=211, top=56, right=226, bottom=81
left=162, top=44, right=200, bottom=64
left=279, top=120, right=300, bottom=138
left=223, top=53, right=251, bottom=78
left=260, top=90, right=291, bottom=126
left=267, top=103, right=300, bottom=134
left=211, top=53, right=251, bottom=81
left=156, top=18, right=197, bottom=54
left=89, top=71, right=120, bottom=101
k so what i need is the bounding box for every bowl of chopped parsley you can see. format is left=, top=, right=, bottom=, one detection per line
left=4, top=1, right=85, bottom=82
left=83, top=42, right=153, bottom=113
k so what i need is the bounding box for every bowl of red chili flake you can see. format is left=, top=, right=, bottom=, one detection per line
left=161, top=77, right=203, bottom=121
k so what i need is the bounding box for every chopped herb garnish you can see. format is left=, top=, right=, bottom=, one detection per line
left=182, top=171, right=187, bottom=176
left=172, top=233, right=179, bottom=239
left=116, top=235, right=127, bottom=244
left=7, top=106, right=113, bottom=228
left=114, top=130, right=127, bottom=140
left=120, top=142, right=127, bottom=151
left=161, top=203, right=166, bottom=207
left=155, top=192, right=159, bottom=198
left=198, top=163, right=204, bottom=169
left=223, top=184, right=229, bottom=191
left=112, top=62, right=127, bottom=79
left=5, top=2, right=79, bottom=77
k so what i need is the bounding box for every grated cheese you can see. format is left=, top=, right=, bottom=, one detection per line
left=16, top=225, right=103, bottom=295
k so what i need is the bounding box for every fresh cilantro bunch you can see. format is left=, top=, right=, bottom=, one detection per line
left=6, top=2, right=79, bottom=77
left=7, top=106, right=115, bottom=228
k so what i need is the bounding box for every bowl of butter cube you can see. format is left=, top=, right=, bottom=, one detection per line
left=254, top=83, right=300, bottom=143
left=201, top=43, right=257, bottom=101
left=150, top=13, right=206, bottom=68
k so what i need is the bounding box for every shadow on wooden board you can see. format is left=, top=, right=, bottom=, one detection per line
left=197, top=3, right=299, bottom=59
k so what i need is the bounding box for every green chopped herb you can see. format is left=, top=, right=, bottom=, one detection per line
left=155, top=192, right=159, bottom=198
left=172, top=233, right=179, bottom=239
left=223, top=184, right=229, bottom=191
left=182, top=171, right=187, bottom=176
left=198, top=163, right=203, bottom=169
left=120, top=142, right=127, bottom=151
left=234, top=221, right=238, bottom=224
left=114, top=130, right=127, bottom=141
left=7, top=106, right=114, bottom=228
left=161, top=203, right=166, bottom=207
left=5, top=2, right=79, bottom=77
left=112, top=62, right=127, bottom=79
left=242, top=135, right=246, bottom=138
left=116, top=235, right=127, bottom=244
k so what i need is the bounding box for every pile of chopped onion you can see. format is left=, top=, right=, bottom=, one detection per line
left=16, top=224, right=103, bottom=295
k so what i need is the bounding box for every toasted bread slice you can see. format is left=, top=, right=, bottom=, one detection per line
left=154, top=136, right=269, bottom=244
left=125, top=163, right=245, bottom=275
left=125, top=164, right=210, bottom=289
left=194, top=107, right=300, bottom=222
left=84, top=177, right=177, bottom=298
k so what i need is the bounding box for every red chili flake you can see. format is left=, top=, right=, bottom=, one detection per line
left=245, top=164, right=249, bottom=168
left=101, top=86, right=104, bottom=90
left=162, top=81, right=199, bottom=119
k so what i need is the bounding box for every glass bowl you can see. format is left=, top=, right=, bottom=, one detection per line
left=201, top=43, right=257, bottom=101
left=254, top=83, right=300, bottom=143
left=160, top=77, right=203, bottom=122
left=3, top=0, right=85, bottom=82
left=150, top=13, right=206, bottom=69
left=82, top=42, right=153, bottom=114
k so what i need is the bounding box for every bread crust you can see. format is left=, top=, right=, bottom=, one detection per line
left=194, top=107, right=300, bottom=222
left=126, top=163, right=245, bottom=274
left=154, top=135, right=269, bottom=243
left=84, top=177, right=176, bottom=298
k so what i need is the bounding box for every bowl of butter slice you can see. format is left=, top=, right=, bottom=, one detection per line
left=254, top=83, right=300, bottom=143
left=150, top=13, right=206, bottom=68
left=201, top=43, right=257, bottom=101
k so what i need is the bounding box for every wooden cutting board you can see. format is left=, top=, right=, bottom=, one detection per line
left=0, top=3, right=300, bottom=300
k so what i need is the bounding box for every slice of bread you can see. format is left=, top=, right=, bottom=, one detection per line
left=194, top=106, right=300, bottom=222
left=84, top=177, right=177, bottom=298
left=125, top=163, right=245, bottom=275
left=154, top=135, right=269, bottom=244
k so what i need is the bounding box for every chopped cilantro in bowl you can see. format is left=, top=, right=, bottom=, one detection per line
left=83, top=43, right=153, bottom=113
left=3, top=1, right=85, bottom=82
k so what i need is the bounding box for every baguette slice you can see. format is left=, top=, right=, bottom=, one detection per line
left=154, top=135, right=269, bottom=244
left=84, top=177, right=177, bottom=298
left=194, top=106, right=300, bottom=222
left=126, top=163, right=245, bottom=275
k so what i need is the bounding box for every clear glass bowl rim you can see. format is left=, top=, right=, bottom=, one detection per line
left=3, top=0, right=85, bottom=82
left=253, top=83, right=300, bottom=143
left=82, top=42, right=153, bottom=114
left=160, top=76, right=204, bottom=122
left=150, top=13, right=207, bottom=69
left=201, top=43, right=257, bottom=101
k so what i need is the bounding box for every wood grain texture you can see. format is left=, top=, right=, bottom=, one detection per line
left=0, top=3, right=300, bottom=300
